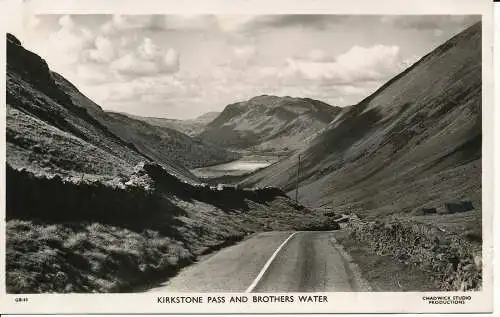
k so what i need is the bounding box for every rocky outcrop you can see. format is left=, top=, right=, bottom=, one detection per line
left=7, top=33, right=71, bottom=107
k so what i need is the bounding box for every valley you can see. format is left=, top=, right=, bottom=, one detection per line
left=4, top=19, right=484, bottom=295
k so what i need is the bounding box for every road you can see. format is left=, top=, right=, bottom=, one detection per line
left=148, top=231, right=363, bottom=292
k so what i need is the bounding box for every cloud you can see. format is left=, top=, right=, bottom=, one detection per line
left=281, top=44, right=405, bottom=85
left=215, top=15, right=257, bottom=33
left=40, top=15, right=181, bottom=79
left=87, top=36, right=116, bottom=63
left=25, top=14, right=461, bottom=118
left=75, top=64, right=113, bottom=85
left=101, top=15, right=153, bottom=34
left=95, top=15, right=483, bottom=38
left=100, top=14, right=219, bottom=34
left=233, top=45, right=256, bottom=60
left=380, top=15, right=480, bottom=31
left=110, top=48, right=179, bottom=77
left=122, top=38, right=179, bottom=76
left=58, top=15, right=75, bottom=29
left=25, top=14, right=41, bottom=29
left=163, top=15, right=218, bottom=31
left=250, top=15, right=348, bottom=30
left=307, top=49, right=335, bottom=62
left=215, top=15, right=349, bottom=34
left=433, top=29, right=444, bottom=37
left=45, top=16, right=94, bottom=66
left=230, top=45, right=257, bottom=68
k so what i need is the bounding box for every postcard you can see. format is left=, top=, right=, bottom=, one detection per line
left=0, top=0, right=493, bottom=314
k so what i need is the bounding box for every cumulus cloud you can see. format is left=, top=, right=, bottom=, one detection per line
left=41, top=15, right=181, bottom=80
left=101, top=14, right=219, bottom=34
left=101, top=15, right=152, bottom=35
left=281, top=45, right=405, bottom=85
left=109, top=38, right=179, bottom=77
left=24, top=14, right=474, bottom=118
left=87, top=36, right=116, bottom=63
left=45, top=15, right=94, bottom=66
left=307, top=49, right=334, bottom=62
left=58, top=15, right=75, bottom=29
left=111, top=51, right=179, bottom=77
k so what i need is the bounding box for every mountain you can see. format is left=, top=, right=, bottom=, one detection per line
left=242, top=22, right=482, bottom=220
left=128, top=111, right=220, bottom=137
left=100, top=112, right=239, bottom=169
left=195, top=111, right=221, bottom=123
left=6, top=34, right=333, bottom=293
left=198, top=95, right=342, bottom=153
left=5, top=33, right=232, bottom=182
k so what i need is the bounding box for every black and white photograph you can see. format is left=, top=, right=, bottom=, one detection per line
left=0, top=0, right=494, bottom=313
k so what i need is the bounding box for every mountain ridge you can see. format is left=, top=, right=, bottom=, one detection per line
left=199, top=95, right=342, bottom=153
left=125, top=111, right=221, bottom=137
left=6, top=33, right=237, bottom=181
left=242, top=22, right=482, bottom=220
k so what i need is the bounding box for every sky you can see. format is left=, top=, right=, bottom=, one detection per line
left=19, top=14, right=479, bottom=119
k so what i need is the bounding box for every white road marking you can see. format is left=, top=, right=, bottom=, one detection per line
left=245, top=231, right=299, bottom=293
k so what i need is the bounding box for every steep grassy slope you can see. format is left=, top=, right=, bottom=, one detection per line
left=129, top=111, right=220, bottom=136
left=54, top=75, right=237, bottom=170
left=6, top=34, right=147, bottom=179
left=243, top=22, right=482, bottom=222
left=198, top=95, right=341, bottom=153
left=6, top=33, right=237, bottom=182
left=101, top=112, right=239, bottom=169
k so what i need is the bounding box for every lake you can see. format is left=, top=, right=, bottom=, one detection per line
left=191, top=155, right=280, bottom=178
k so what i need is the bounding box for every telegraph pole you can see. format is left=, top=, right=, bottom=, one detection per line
left=295, top=155, right=300, bottom=202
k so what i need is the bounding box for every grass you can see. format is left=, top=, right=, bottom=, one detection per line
left=340, top=216, right=482, bottom=291
left=6, top=220, right=193, bottom=293
left=6, top=164, right=338, bottom=293
left=403, top=210, right=482, bottom=243
left=333, top=229, right=439, bottom=291
left=6, top=199, right=335, bottom=293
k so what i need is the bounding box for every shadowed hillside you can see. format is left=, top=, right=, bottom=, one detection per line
left=101, top=112, right=240, bottom=169
left=198, top=95, right=342, bottom=154
left=6, top=33, right=238, bottom=182
left=241, top=22, right=483, bottom=291
left=243, top=22, right=482, bottom=223
left=128, top=111, right=221, bottom=137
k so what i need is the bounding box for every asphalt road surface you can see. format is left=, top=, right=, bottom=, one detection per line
left=148, top=231, right=361, bottom=292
